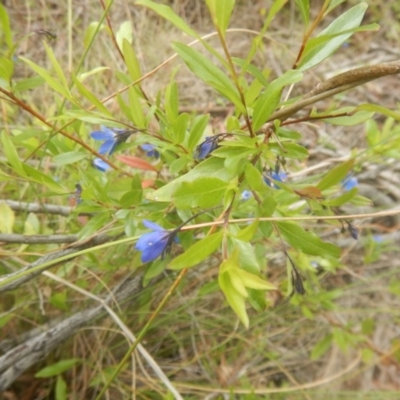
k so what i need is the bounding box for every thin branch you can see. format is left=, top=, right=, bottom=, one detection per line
left=0, top=233, right=114, bottom=293
left=4, top=200, right=73, bottom=216
left=0, top=233, right=78, bottom=244
left=268, top=61, right=400, bottom=123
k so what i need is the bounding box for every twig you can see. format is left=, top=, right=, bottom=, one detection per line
left=0, top=233, right=114, bottom=293
left=0, top=233, right=78, bottom=244
left=268, top=60, right=400, bottom=123
left=4, top=200, right=73, bottom=216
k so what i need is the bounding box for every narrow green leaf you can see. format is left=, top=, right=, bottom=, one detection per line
left=136, top=0, right=199, bottom=38
left=55, top=375, right=67, bottom=400
left=169, top=231, right=223, bottom=270
left=233, top=268, right=276, bottom=290
left=116, top=21, right=133, bottom=50
left=277, top=221, right=341, bottom=258
left=173, top=177, right=229, bottom=208
left=317, top=159, right=354, bottom=191
left=252, top=70, right=303, bottom=131
left=355, top=103, right=400, bottom=122
left=298, top=3, right=368, bottom=71
left=219, top=271, right=249, bottom=327
left=0, top=202, right=15, bottom=234
left=43, top=41, right=69, bottom=88
left=187, top=114, right=210, bottom=151
left=122, top=39, right=141, bottom=81
left=171, top=112, right=190, bottom=144
left=0, top=57, right=13, bottom=83
left=73, top=77, right=111, bottom=115
left=1, top=131, right=25, bottom=175
left=0, top=4, right=12, bottom=48
left=295, top=0, right=310, bottom=27
left=206, top=0, right=235, bottom=37
left=128, top=86, right=146, bottom=128
left=19, top=56, right=72, bottom=99
left=22, top=164, right=65, bottom=193
left=171, top=42, right=244, bottom=112
left=13, top=76, right=45, bottom=92
left=164, top=80, right=179, bottom=123
left=53, top=151, right=87, bottom=165
left=35, top=359, right=81, bottom=378
left=235, top=220, right=259, bottom=242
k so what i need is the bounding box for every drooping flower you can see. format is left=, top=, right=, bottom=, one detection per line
left=263, top=171, right=287, bottom=188
left=341, top=175, right=358, bottom=191
left=90, top=126, right=132, bottom=155
left=194, top=136, right=220, bottom=159
left=93, top=158, right=111, bottom=172
left=135, top=220, right=178, bottom=263
left=140, top=143, right=160, bottom=158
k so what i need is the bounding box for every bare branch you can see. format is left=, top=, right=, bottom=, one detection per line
left=4, top=200, right=73, bottom=216
left=0, top=233, right=78, bottom=244
left=0, top=273, right=143, bottom=390
left=0, top=234, right=116, bottom=293
left=268, top=60, right=400, bottom=123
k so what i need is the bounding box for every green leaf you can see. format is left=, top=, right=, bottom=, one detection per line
left=171, top=112, right=190, bottom=144
left=320, top=107, right=374, bottom=126
left=317, top=159, right=354, bottom=191
left=310, top=334, right=333, bottom=360
left=149, top=157, right=234, bottom=202
left=173, top=177, right=229, bottom=208
left=219, top=270, right=249, bottom=328
left=0, top=202, right=15, bottom=234
left=298, top=3, right=369, bottom=71
left=187, top=114, right=210, bottom=151
left=35, top=359, right=81, bottom=378
left=270, top=142, right=308, bottom=159
left=165, top=80, right=179, bottom=123
left=55, top=375, right=67, bottom=400
left=171, top=42, right=244, bottom=112
left=73, top=77, right=111, bottom=115
left=122, top=39, right=141, bottom=81
left=116, top=21, right=133, bottom=50
left=244, top=164, right=265, bottom=191
left=0, top=57, right=13, bottom=83
left=252, top=70, right=303, bottom=131
left=355, top=103, right=400, bottom=122
left=13, top=76, right=45, bottom=92
left=22, top=164, right=65, bottom=193
left=235, top=220, right=259, bottom=242
left=277, top=221, right=341, bottom=258
left=128, top=86, right=146, bottom=128
left=169, top=231, right=223, bottom=270
left=78, top=212, right=110, bottom=239
left=136, top=0, right=199, bottom=38
left=53, top=151, right=87, bottom=165
left=19, top=56, right=72, bottom=100
left=206, top=0, right=235, bottom=37
left=43, top=41, right=69, bottom=89
left=233, top=268, right=276, bottom=290
left=0, top=4, right=13, bottom=49
left=1, top=131, right=25, bottom=175
left=295, top=0, right=310, bottom=27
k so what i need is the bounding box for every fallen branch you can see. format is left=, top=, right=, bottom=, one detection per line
left=0, top=233, right=78, bottom=244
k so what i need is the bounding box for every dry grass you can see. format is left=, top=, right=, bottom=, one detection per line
left=1, top=1, right=400, bottom=399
